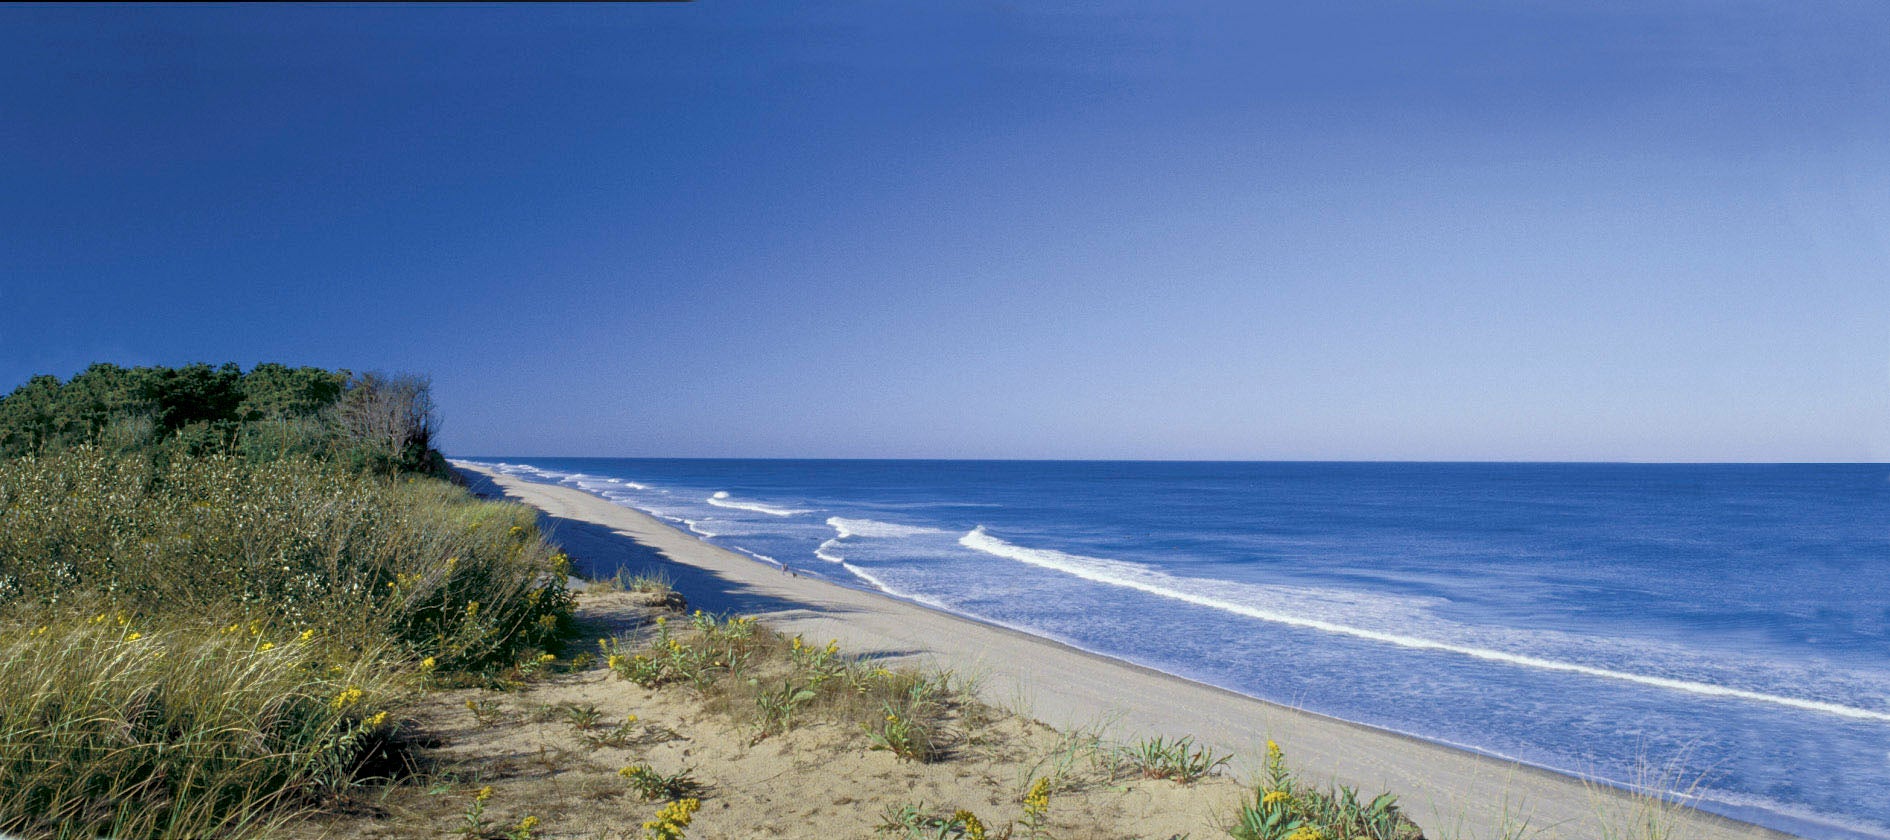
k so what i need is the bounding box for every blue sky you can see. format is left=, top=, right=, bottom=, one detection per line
left=3, top=2, right=1887, bottom=461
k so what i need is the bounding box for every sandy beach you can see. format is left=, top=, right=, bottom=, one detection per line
left=457, top=462, right=1790, bottom=840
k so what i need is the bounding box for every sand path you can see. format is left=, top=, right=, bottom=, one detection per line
left=457, top=463, right=1787, bottom=840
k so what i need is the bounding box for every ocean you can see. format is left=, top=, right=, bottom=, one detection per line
left=459, top=458, right=1890, bottom=839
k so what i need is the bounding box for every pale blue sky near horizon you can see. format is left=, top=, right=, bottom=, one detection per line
left=3, top=2, right=1888, bottom=462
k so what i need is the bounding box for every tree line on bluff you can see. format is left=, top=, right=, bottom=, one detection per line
left=0, top=362, right=445, bottom=475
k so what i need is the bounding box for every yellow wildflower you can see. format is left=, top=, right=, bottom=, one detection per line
left=474, top=785, right=494, bottom=803
left=465, top=601, right=480, bottom=617
left=299, top=629, right=316, bottom=642
left=952, top=810, right=988, bottom=840
left=1287, top=828, right=1324, bottom=840
left=1023, top=776, right=1052, bottom=821
left=538, top=653, right=556, bottom=663
left=514, top=815, right=540, bottom=834
left=1263, top=789, right=1291, bottom=806
left=258, top=642, right=276, bottom=652
left=641, top=797, right=700, bottom=840
left=365, top=711, right=389, bottom=727
left=331, top=686, right=365, bottom=710
left=625, top=714, right=638, bottom=724
left=420, top=656, right=437, bottom=670
left=607, top=654, right=623, bottom=669
left=125, top=632, right=142, bottom=642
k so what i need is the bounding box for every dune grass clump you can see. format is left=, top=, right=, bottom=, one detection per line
left=0, top=447, right=574, bottom=672
left=602, top=611, right=972, bottom=761
left=1112, top=734, right=1232, bottom=783
left=0, top=618, right=409, bottom=839
left=1231, top=741, right=1423, bottom=840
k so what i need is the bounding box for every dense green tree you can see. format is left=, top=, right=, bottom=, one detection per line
left=0, top=363, right=443, bottom=475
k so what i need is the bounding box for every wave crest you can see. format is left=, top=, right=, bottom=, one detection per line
left=705, top=491, right=810, bottom=517
left=958, top=526, right=1890, bottom=723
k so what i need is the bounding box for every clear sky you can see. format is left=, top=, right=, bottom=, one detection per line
left=3, top=3, right=1887, bottom=461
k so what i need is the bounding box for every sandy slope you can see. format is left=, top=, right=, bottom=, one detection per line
left=456, top=463, right=1787, bottom=840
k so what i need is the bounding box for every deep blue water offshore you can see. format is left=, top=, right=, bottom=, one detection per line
left=460, top=458, right=1890, bottom=839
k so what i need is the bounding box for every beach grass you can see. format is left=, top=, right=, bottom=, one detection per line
left=600, top=610, right=973, bottom=761
left=0, top=447, right=574, bottom=837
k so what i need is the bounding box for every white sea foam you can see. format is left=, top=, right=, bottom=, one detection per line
left=838, top=561, right=955, bottom=611
left=732, top=546, right=784, bottom=569
left=705, top=491, right=809, bottom=517
left=817, top=516, right=945, bottom=563
left=959, top=526, right=1890, bottom=723
left=814, top=540, right=847, bottom=563
left=826, top=516, right=943, bottom=539
left=681, top=519, right=718, bottom=539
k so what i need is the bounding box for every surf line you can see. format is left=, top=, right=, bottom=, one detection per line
left=960, top=527, right=1890, bottom=724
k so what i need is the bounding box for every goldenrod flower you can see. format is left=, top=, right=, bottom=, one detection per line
left=475, top=785, right=494, bottom=803
left=366, top=711, right=389, bottom=727
left=952, top=810, right=988, bottom=840
left=125, top=632, right=142, bottom=642
left=1263, top=790, right=1291, bottom=806
left=514, top=815, right=540, bottom=834
left=299, top=629, right=316, bottom=642
left=1023, top=776, right=1052, bottom=821
left=538, top=653, right=556, bottom=663
left=331, top=685, right=365, bottom=710
left=258, top=642, right=276, bottom=652
left=420, top=656, right=437, bottom=670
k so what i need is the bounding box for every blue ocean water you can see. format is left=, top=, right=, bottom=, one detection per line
left=462, top=458, right=1890, bottom=839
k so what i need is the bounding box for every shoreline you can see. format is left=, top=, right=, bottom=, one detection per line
left=456, top=462, right=1796, bottom=840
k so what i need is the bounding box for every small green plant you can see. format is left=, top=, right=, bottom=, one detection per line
left=458, top=785, right=497, bottom=839
left=866, top=701, right=939, bottom=762
left=753, top=679, right=817, bottom=738
left=1113, top=734, right=1231, bottom=783
left=619, top=763, right=701, bottom=802
left=1231, top=741, right=1419, bottom=840
left=466, top=695, right=506, bottom=725
left=876, top=803, right=991, bottom=839
left=560, top=702, right=604, bottom=731
left=584, top=713, right=643, bottom=749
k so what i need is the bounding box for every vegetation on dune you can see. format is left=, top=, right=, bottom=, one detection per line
left=0, top=362, right=444, bottom=475
left=0, top=363, right=571, bottom=838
